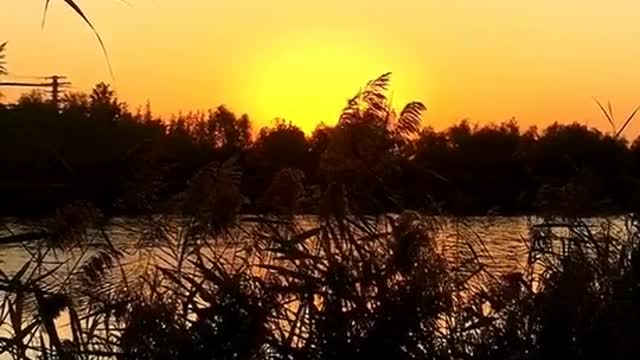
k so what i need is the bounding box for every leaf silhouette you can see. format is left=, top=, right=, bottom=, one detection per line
left=42, top=0, right=114, bottom=77
left=41, top=0, right=52, bottom=29
left=594, top=98, right=639, bottom=138
left=594, top=98, right=616, bottom=133
left=366, top=72, right=392, bottom=93
left=395, top=101, right=426, bottom=137
left=340, top=72, right=393, bottom=125
left=616, top=105, right=640, bottom=138
left=0, top=42, right=7, bottom=75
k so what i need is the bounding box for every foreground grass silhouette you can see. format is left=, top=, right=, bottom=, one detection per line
left=1, top=190, right=639, bottom=359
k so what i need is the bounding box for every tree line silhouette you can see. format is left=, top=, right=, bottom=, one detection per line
left=2, top=78, right=640, bottom=216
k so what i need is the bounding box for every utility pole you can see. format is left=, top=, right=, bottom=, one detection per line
left=48, top=75, right=66, bottom=107
left=0, top=75, right=70, bottom=109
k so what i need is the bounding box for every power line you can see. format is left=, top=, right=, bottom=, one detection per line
left=0, top=75, right=71, bottom=108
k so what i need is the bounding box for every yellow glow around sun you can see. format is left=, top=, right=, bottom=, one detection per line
left=246, top=30, right=419, bottom=133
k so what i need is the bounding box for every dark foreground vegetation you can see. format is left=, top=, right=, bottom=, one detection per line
left=1, top=176, right=640, bottom=360
left=0, top=74, right=639, bottom=359
left=2, top=74, right=640, bottom=216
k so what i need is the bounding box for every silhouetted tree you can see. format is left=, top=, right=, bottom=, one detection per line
left=191, top=106, right=252, bottom=156
left=532, top=123, right=632, bottom=215
left=89, top=82, right=122, bottom=124
left=244, top=121, right=310, bottom=207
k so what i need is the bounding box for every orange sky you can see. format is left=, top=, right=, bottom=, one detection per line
left=2, top=0, right=640, bottom=135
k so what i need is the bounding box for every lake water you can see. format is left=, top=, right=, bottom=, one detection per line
left=2, top=215, right=623, bottom=276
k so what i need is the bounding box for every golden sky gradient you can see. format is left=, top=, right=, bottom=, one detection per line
left=2, top=0, right=640, bottom=135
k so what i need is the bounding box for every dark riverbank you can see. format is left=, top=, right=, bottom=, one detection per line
left=3, top=83, right=640, bottom=217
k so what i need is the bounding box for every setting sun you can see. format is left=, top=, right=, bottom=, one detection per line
left=244, top=30, right=420, bottom=132
left=2, top=0, right=640, bottom=133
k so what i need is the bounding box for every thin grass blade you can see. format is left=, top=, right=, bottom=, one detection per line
left=41, top=0, right=51, bottom=29
left=594, top=98, right=616, bottom=133
left=616, top=105, right=640, bottom=138
left=61, top=0, right=114, bottom=77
